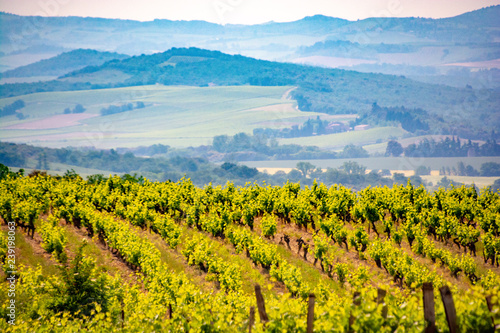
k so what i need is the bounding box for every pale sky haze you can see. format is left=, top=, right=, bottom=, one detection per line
left=0, top=0, right=499, bottom=25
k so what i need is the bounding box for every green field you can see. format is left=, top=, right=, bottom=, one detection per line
left=242, top=156, right=500, bottom=171
left=0, top=85, right=340, bottom=149
left=278, top=126, right=407, bottom=149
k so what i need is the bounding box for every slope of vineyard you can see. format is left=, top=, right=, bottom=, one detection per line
left=0, top=173, right=499, bottom=331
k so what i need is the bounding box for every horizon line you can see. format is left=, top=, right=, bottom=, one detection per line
left=0, top=5, right=497, bottom=26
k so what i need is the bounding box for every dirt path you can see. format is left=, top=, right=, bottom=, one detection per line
left=197, top=227, right=289, bottom=295
left=281, top=86, right=297, bottom=101
left=133, top=224, right=219, bottom=293
left=0, top=218, right=59, bottom=275
left=269, top=219, right=398, bottom=291
left=132, top=219, right=288, bottom=296
left=254, top=215, right=481, bottom=293
left=61, top=220, right=142, bottom=287
left=367, top=221, right=474, bottom=290
left=423, top=231, right=500, bottom=276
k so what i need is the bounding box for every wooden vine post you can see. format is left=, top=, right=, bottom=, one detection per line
left=422, top=282, right=436, bottom=333
left=348, top=291, right=361, bottom=332
left=249, top=306, right=255, bottom=333
left=254, top=284, right=269, bottom=324
left=167, top=303, right=172, bottom=319
left=307, top=293, right=315, bottom=333
left=439, top=286, right=459, bottom=333
left=121, top=300, right=125, bottom=329
left=246, top=283, right=499, bottom=333
left=377, top=288, right=387, bottom=319
left=485, top=295, right=500, bottom=330
left=163, top=303, right=172, bottom=321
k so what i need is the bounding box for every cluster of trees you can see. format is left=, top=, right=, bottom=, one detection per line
left=0, top=142, right=399, bottom=189
left=212, top=132, right=367, bottom=160
left=0, top=142, right=26, bottom=166
left=212, top=132, right=337, bottom=160
left=285, top=161, right=427, bottom=189
left=414, top=165, right=431, bottom=176
left=0, top=141, right=263, bottom=186
left=385, top=137, right=500, bottom=158
left=415, top=161, right=500, bottom=182
left=1, top=81, right=97, bottom=99
left=437, top=163, right=479, bottom=177
left=0, top=163, right=23, bottom=180
left=480, top=162, right=500, bottom=177
left=220, top=162, right=258, bottom=178
left=63, top=104, right=86, bottom=114
left=283, top=160, right=499, bottom=190
left=441, top=162, right=499, bottom=177
left=253, top=117, right=348, bottom=139
left=285, top=160, right=499, bottom=189
left=213, top=132, right=273, bottom=154
left=340, top=144, right=369, bottom=158
left=119, top=143, right=170, bottom=157
left=0, top=99, right=25, bottom=119
left=1, top=137, right=497, bottom=190
left=100, top=101, right=145, bottom=116
left=356, top=103, right=433, bottom=134
left=36, top=152, right=49, bottom=170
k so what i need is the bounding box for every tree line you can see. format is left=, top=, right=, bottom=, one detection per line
left=212, top=132, right=367, bottom=160
left=100, top=101, right=145, bottom=116
left=253, top=116, right=348, bottom=139
left=0, top=99, right=25, bottom=119
left=386, top=137, right=500, bottom=158
left=0, top=142, right=403, bottom=189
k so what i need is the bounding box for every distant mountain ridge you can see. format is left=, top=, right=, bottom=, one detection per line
left=440, top=5, right=500, bottom=28
left=0, top=49, right=129, bottom=78
left=1, top=5, right=498, bottom=57
left=1, top=5, right=498, bottom=29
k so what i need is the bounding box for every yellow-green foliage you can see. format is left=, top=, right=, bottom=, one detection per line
left=39, top=214, right=67, bottom=262
left=0, top=174, right=499, bottom=331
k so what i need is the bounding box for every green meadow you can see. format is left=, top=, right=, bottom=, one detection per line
left=277, top=126, right=407, bottom=150
left=1, top=85, right=341, bottom=148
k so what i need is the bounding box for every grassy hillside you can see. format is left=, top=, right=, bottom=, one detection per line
left=2, top=47, right=498, bottom=140
left=0, top=49, right=129, bottom=79
left=0, top=85, right=331, bottom=148
left=277, top=127, right=407, bottom=149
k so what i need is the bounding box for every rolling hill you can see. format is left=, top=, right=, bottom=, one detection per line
left=0, top=85, right=311, bottom=149
left=0, top=5, right=499, bottom=71
left=1, top=47, right=498, bottom=140
left=0, top=49, right=129, bottom=79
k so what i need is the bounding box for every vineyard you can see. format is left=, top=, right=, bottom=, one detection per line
left=0, top=173, right=499, bottom=332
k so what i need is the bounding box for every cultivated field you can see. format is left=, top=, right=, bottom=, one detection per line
left=0, top=85, right=340, bottom=149
left=277, top=126, right=406, bottom=150
left=1, top=174, right=499, bottom=331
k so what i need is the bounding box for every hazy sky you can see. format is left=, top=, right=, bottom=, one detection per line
left=1, top=0, right=499, bottom=24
